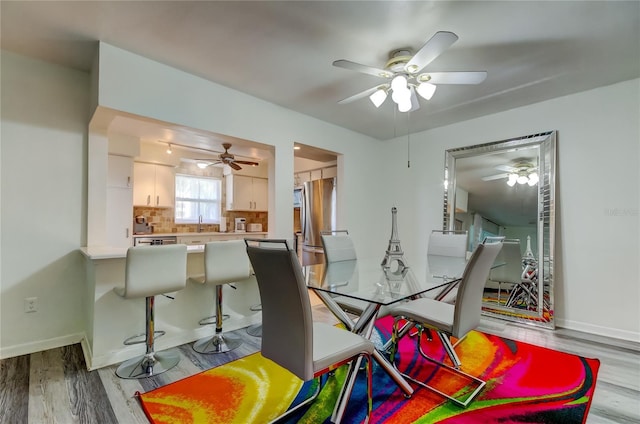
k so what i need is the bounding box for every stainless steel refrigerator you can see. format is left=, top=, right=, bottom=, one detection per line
left=301, top=177, right=336, bottom=249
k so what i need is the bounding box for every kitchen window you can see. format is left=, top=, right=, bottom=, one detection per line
left=174, top=174, right=222, bottom=223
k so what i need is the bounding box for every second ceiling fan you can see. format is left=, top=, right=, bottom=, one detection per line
left=333, top=31, right=487, bottom=112
left=196, top=143, right=259, bottom=171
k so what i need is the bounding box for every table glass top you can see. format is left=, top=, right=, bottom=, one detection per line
left=303, top=256, right=467, bottom=306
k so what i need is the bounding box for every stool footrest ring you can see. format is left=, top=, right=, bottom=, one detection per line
left=198, top=314, right=230, bottom=326
left=123, top=330, right=165, bottom=346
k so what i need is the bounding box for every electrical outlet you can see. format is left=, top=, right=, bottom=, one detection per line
left=24, top=297, right=38, bottom=313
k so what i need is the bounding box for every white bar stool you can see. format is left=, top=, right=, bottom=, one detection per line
left=113, top=244, right=187, bottom=379
left=193, top=240, right=255, bottom=354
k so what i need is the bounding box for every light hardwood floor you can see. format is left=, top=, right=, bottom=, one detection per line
left=1, top=305, right=638, bottom=424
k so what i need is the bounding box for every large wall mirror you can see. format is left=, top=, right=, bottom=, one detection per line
left=444, top=131, right=556, bottom=329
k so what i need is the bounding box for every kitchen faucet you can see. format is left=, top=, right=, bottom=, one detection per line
left=197, top=215, right=203, bottom=232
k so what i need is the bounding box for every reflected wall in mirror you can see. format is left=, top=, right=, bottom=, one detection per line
left=444, top=131, right=556, bottom=329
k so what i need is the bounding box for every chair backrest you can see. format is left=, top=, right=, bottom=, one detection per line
left=428, top=230, right=467, bottom=258
left=489, top=238, right=522, bottom=284
left=321, top=230, right=357, bottom=263
left=125, top=244, right=187, bottom=299
left=451, top=239, right=503, bottom=337
left=204, top=240, right=252, bottom=285
left=245, top=238, right=314, bottom=381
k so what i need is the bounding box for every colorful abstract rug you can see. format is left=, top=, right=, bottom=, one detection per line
left=137, top=316, right=599, bottom=423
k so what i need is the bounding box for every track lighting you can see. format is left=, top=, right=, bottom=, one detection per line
left=166, top=143, right=173, bottom=154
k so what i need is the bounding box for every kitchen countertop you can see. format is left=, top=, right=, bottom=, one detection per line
left=80, top=245, right=206, bottom=260
left=81, top=232, right=268, bottom=259
left=132, top=231, right=267, bottom=237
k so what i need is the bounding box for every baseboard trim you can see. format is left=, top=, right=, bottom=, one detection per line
left=556, top=318, right=640, bottom=343
left=0, top=332, right=84, bottom=360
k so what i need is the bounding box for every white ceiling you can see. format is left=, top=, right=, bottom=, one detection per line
left=1, top=1, right=638, bottom=145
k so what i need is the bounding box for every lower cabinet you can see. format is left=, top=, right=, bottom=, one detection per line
left=178, top=233, right=266, bottom=245
left=178, top=235, right=212, bottom=245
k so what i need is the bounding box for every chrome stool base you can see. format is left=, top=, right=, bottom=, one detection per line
left=246, top=323, right=262, bottom=337
left=193, top=333, right=242, bottom=354
left=115, top=349, right=180, bottom=379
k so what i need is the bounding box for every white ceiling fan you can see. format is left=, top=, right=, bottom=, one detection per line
left=333, top=31, right=487, bottom=112
left=482, top=162, right=539, bottom=186
left=195, top=143, right=259, bottom=171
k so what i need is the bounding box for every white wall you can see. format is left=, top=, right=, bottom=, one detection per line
left=385, top=79, right=640, bottom=341
left=94, top=43, right=387, bottom=255
left=1, top=44, right=637, bottom=361
left=0, top=52, right=89, bottom=357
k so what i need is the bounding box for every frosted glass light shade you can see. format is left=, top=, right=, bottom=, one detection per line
left=398, top=97, right=412, bottom=112
left=369, top=89, right=388, bottom=108
left=391, top=75, right=408, bottom=91
left=417, top=82, right=437, bottom=100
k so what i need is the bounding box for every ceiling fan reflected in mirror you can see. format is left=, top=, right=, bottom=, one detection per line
left=333, top=31, right=487, bottom=112
left=195, top=143, right=259, bottom=171
left=482, top=162, right=539, bottom=186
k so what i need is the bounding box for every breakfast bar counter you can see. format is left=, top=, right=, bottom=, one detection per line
left=80, top=246, right=261, bottom=370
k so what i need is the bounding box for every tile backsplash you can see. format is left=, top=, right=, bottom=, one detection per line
left=134, top=206, right=268, bottom=234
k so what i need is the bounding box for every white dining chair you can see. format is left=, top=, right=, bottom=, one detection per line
left=388, top=238, right=503, bottom=407
left=245, top=238, right=374, bottom=423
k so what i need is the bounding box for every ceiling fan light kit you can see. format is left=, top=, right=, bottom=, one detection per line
left=334, top=31, right=487, bottom=113
left=506, top=171, right=538, bottom=187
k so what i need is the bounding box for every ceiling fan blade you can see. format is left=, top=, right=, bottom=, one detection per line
left=337, top=85, right=385, bottom=104
left=404, top=31, right=458, bottom=74
left=481, top=173, right=509, bottom=181
left=193, top=159, right=220, bottom=168
left=234, top=160, right=259, bottom=166
left=425, top=71, right=488, bottom=85
left=228, top=162, right=242, bottom=171
left=333, top=60, right=393, bottom=79
left=495, top=164, right=517, bottom=172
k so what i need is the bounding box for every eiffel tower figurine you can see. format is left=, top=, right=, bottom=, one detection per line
left=381, top=207, right=409, bottom=277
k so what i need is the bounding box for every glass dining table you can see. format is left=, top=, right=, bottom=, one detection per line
left=302, top=255, right=467, bottom=422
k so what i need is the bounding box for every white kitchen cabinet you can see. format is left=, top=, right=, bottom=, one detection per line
left=133, top=162, right=175, bottom=207
left=107, top=187, right=133, bottom=247
left=178, top=233, right=266, bottom=245
left=322, top=166, right=337, bottom=179
left=108, top=155, right=133, bottom=188
left=295, top=171, right=311, bottom=185
left=178, top=235, right=212, bottom=245
left=107, top=155, right=134, bottom=247
left=455, top=187, right=468, bottom=213
left=226, top=175, right=268, bottom=211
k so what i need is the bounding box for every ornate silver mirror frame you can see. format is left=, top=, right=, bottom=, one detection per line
left=444, top=131, right=556, bottom=329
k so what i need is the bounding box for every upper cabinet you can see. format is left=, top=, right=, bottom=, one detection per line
left=133, top=162, right=175, bottom=207
left=226, top=174, right=268, bottom=211
left=107, top=154, right=134, bottom=247
left=107, top=154, right=133, bottom=188
left=294, top=166, right=337, bottom=186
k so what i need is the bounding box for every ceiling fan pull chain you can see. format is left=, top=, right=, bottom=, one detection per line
left=407, top=111, right=411, bottom=168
